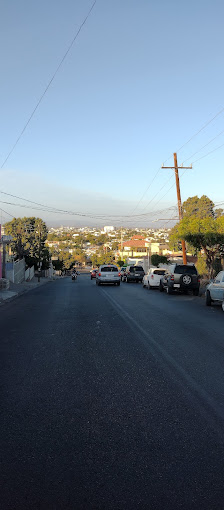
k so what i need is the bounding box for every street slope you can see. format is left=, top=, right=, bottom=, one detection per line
left=1, top=275, right=224, bottom=509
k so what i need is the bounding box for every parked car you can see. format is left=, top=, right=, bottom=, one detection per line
left=96, top=265, right=121, bottom=286
left=124, top=265, right=145, bottom=283
left=91, top=269, right=98, bottom=279
left=120, top=266, right=127, bottom=281
left=143, top=268, right=167, bottom=289
left=159, top=264, right=200, bottom=295
left=206, top=271, right=224, bottom=308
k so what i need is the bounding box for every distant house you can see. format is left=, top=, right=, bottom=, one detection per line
left=119, top=235, right=169, bottom=261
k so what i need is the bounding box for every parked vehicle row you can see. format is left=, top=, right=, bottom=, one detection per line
left=90, top=263, right=224, bottom=312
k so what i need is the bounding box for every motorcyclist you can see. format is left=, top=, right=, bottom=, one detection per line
left=71, top=268, right=77, bottom=280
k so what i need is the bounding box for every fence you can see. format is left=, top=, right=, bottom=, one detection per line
left=5, top=258, right=25, bottom=284
left=25, top=265, right=35, bottom=281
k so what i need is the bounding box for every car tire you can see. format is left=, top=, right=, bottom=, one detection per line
left=193, top=289, right=199, bottom=296
left=180, top=274, right=192, bottom=287
left=148, top=283, right=151, bottom=290
left=206, top=290, right=212, bottom=306
left=159, top=282, right=164, bottom=292
left=166, top=285, right=172, bottom=295
left=222, top=301, right=224, bottom=312
left=117, top=281, right=120, bottom=286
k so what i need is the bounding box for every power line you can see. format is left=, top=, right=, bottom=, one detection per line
left=130, top=106, right=224, bottom=215
left=182, top=128, right=224, bottom=164
left=0, top=198, right=176, bottom=222
left=0, top=207, right=15, bottom=219
left=1, top=0, right=97, bottom=169
left=192, top=140, right=224, bottom=164
left=176, top=105, right=224, bottom=154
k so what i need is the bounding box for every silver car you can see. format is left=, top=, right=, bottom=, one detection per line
left=206, top=271, right=224, bottom=311
left=96, top=265, right=121, bottom=286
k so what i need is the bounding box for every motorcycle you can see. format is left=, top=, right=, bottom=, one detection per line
left=72, top=272, right=77, bottom=281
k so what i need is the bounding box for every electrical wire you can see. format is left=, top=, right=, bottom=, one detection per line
left=130, top=105, right=224, bottom=215
left=0, top=207, right=15, bottom=219
left=182, top=128, right=224, bottom=164
left=1, top=0, right=97, bottom=169
left=176, top=105, right=224, bottom=154
left=191, top=140, right=224, bottom=164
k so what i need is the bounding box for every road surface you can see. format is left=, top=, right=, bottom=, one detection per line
left=1, top=275, right=224, bottom=509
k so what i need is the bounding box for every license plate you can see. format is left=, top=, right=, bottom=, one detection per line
left=174, top=284, right=180, bottom=288
left=135, top=273, right=140, bottom=276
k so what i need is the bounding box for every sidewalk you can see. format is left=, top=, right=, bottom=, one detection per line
left=0, top=276, right=57, bottom=304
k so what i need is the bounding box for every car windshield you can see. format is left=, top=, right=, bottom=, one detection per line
left=153, top=270, right=166, bottom=275
left=130, top=266, right=143, bottom=272
left=101, top=267, right=118, bottom=272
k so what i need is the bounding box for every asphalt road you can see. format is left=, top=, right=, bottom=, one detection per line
left=1, top=275, right=224, bottom=510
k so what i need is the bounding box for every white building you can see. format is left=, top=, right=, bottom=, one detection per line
left=103, top=226, right=114, bottom=233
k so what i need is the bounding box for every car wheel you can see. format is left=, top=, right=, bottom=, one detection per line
left=222, top=301, right=224, bottom=312
left=206, top=290, right=211, bottom=306
left=96, top=280, right=98, bottom=285
left=148, top=283, right=151, bottom=290
left=117, top=281, right=120, bottom=286
left=166, top=285, right=172, bottom=295
left=180, top=274, right=192, bottom=287
left=159, top=282, right=164, bottom=292
left=193, top=289, right=199, bottom=296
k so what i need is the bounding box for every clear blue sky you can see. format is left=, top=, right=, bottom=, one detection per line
left=0, top=0, right=224, bottom=227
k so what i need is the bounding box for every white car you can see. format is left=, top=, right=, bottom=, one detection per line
left=206, top=271, right=224, bottom=311
left=96, top=265, right=121, bottom=286
left=142, top=268, right=166, bottom=289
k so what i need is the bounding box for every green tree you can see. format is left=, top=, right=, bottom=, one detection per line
left=5, top=217, right=49, bottom=268
left=171, top=216, right=224, bottom=278
left=182, top=195, right=215, bottom=219
left=214, top=208, right=224, bottom=219
left=151, top=254, right=169, bottom=267
left=116, top=259, right=124, bottom=267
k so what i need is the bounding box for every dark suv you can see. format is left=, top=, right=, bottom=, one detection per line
left=159, top=264, right=200, bottom=295
left=125, top=265, right=145, bottom=283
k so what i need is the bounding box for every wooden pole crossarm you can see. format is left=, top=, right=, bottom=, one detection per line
left=161, top=165, right=192, bottom=169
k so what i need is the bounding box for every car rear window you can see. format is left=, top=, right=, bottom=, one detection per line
left=153, top=270, right=166, bottom=275
left=130, top=266, right=143, bottom=272
left=101, top=267, right=118, bottom=272
left=174, top=265, right=197, bottom=275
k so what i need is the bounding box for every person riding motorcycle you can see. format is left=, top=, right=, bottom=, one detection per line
left=71, top=269, right=77, bottom=280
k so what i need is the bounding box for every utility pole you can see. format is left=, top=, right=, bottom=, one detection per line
left=120, top=227, right=123, bottom=257
left=162, top=153, right=192, bottom=265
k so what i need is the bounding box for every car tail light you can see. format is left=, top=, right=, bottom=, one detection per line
left=151, top=274, right=154, bottom=278
left=170, top=274, right=174, bottom=281
left=198, top=277, right=200, bottom=283
left=118, top=273, right=121, bottom=276
left=127, top=271, right=130, bottom=275
left=98, top=272, right=101, bottom=277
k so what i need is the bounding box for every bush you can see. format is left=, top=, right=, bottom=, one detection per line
left=151, top=254, right=168, bottom=267
left=196, top=254, right=207, bottom=277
